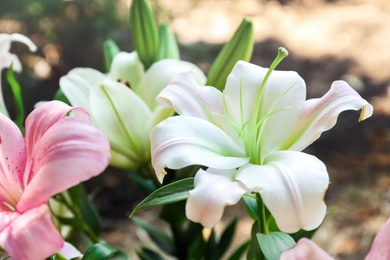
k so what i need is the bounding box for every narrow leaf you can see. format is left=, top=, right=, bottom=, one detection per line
left=6, top=66, right=24, bottom=130
left=130, top=177, right=194, bottom=216
left=242, top=195, right=259, bottom=221
left=82, top=243, right=117, bottom=260
left=206, top=17, right=254, bottom=90
left=256, top=232, right=296, bottom=260
left=103, top=39, right=120, bottom=72
left=216, top=217, right=238, bottom=258
left=137, top=247, right=164, bottom=260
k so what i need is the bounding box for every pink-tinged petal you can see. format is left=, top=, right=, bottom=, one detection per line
left=0, top=204, right=63, bottom=260
left=151, top=116, right=248, bottom=183
left=0, top=113, right=26, bottom=209
left=224, top=61, right=306, bottom=155
left=9, top=33, right=37, bottom=52
left=135, top=59, right=206, bottom=110
left=236, top=151, right=329, bottom=233
left=59, top=68, right=106, bottom=112
left=0, top=211, right=19, bottom=233
left=90, top=79, right=151, bottom=170
left=280, top=238, right=334, bottom=260
left=366, top=217, right=390, bottom=260
left=59, top=242, right=83, bottom=259
left=186, top=168, right=248, bottom=228
left=109, top=51, right=144, bottom=88
left=17, top=117, right=110, bottom=212
left=156, top=73, right=225, bottom=126
left=280, top=80, right=373, bottom=151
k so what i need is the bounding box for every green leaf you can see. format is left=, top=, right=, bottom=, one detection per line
left=158, top=23, right=180, bottom=60
left=256, top=232, right=296, bottom=260
left=129, top=0, right=159, bottom=69
left=226, top=240, right=250, bottom=260
left=130, top=177, right=194, bottom=216
left=132, top=216, right=174, bottom=255
left=128, top=171, right=157, bottom=195
left=82, top=243, right=117, bottom=260
left=53, top=88, right=70, bottom=105
left=159, top=200, right=187, bottom=228
left=187, top=232, right=206, bottom=260
left=205, top=229, right=217, bottom=260
left=206, top=17, right=254, bottom=90
left=246, top=222, right=262, bottom=259
left=137, top=247, right=164, bottom=260
left=6, top=66, right=24, bottom=131
left=216, top=217, right=238, bottom=258
left=242, top=195, right=259, bottom=221
left=103, top=39, right=120, bottom=72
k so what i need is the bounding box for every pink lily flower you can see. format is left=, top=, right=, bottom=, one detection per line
left=0, top=101, right=110, bottom=260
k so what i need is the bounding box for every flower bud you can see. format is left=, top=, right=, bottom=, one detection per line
left=158, top=23, right=180, bottom=60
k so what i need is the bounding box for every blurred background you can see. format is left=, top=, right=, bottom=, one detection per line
left=1, top=0, right=390, bottom=259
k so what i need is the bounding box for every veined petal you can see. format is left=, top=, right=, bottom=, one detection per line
left=151, top=116, right=248, bottom=183
left=186, top=168, right=248, bottom=228
left=108, top=51, right=144, bottom=88
left=280, top=238, right=334, bottom=260
left=135, top=59, right=207, bottom=110
left=90, top=79, right=151, bottom=169
left=0, top=204, right=63, bottom=260
left=17, top=117, right=110, bottom=212
left=59, top=68, right=106, bottom=111
left=224, top=61, right=306, bottom=155
left=236, top=151, right=329, bottom=233
left=156, top=73, right=225, bottom=126
left=366, top=217, right=390, bottom=260
left=280, top=80, right=374, bottom=151
left=0, top=113, right=26, bottom=208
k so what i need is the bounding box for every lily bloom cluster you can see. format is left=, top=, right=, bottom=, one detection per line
left=60, top=51, right=206, bottom=171
left=0, top=101, right=110, bottom=259
left=151, top=48, right=373, bottom=233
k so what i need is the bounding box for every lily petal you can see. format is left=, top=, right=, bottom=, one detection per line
left=108, top=51, right=144, bottom=88
left=186, top=168, right=248, bottom=228
left=224, top=61, right=306, bottom=155
left=0, top=204, right=63, bottom=260
left=280, top=80, right=374, bottom=151
left=366, top=217, right=390, bottom=260
left=156, top=73, right=225, bottom=126
left=236, top=151, right=329, bottom=233
left=151, top=116, right=248, bottom=183
left=17, top=117, right=110, bottom=212
left=59, top=68, right=106, bottom=111
left=280, top=238, right=334, bottom=260
left=90, top=79, right=151, bottom=169
left=59, top=242, right=83, bottom=259
left=135, top=59, right=207, bottom=110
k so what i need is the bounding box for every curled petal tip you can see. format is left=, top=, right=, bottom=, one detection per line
left=358, top=103, right=374, bottom=122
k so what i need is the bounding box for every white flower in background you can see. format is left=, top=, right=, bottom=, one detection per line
left=60, top=51, right=206, bottom=171
left=0, top=33, right=37, bottom=116
left=150, top=49, right=373, bottom=233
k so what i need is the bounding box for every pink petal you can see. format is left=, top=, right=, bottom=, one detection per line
left=366, top=217, right=390, bottom=260
left=17, top=117, right=110, bottom=212
left=236, top=151, right=329, bottom=233
left=186, top=168, right=248, bottom=228
left=280, top=238, right=334, bottom=260
left=280, top=80, right=373, bottom=151
left=24, top=101, right=90, bottom=186
left=0, top=113, right=26, bottom=209
left=0, top=204, right=64, bottom=260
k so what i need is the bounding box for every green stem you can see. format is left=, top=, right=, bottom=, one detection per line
left=256, top=193, right=267, bottom=235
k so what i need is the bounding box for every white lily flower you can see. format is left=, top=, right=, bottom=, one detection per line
left=60, top=51, right=206, bottom=171
left=150, top=49, right=373, bottom=233
left=0, top=33, right=37, bottom=116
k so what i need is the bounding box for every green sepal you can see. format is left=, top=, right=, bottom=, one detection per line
left=130, top=177, right=194, bottom=216
left=206, top=17, right=254, bottom=91
left=256, top=232, right=296, bottom=260
left=129, top=0, right=159, bottom=69
left=82, top=243, right=128, bottom=260
left=6, top=66, right=24, bottom=131
left=132, top=216, right=174, bottom=255
left=158, top=23, right=180, bottom=60
left=103, top=39, right=120, bottom=72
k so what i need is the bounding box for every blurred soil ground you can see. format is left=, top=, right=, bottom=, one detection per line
left=95, top=0, right=390, bottom=259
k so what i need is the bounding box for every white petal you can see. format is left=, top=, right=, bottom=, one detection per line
left=108, top=51, right=144, bottom=88
left=236, top=151, right=329, bottom=233
left=59, top=68, right=106, bottom=112
left=90, top=79, right=152, bottom=169
left=186, top=168, right=248, bottom=228
left=224, top=61, right=306, bottom=156
left=156, top=73, right=225, bottom=127
left=10, top=33, right=37, bottom=52
left=279, top=80, right=374, bottom=151
left=151, top=116, right=248, bottom=183
left=135, top=59, right=206, bottom=110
